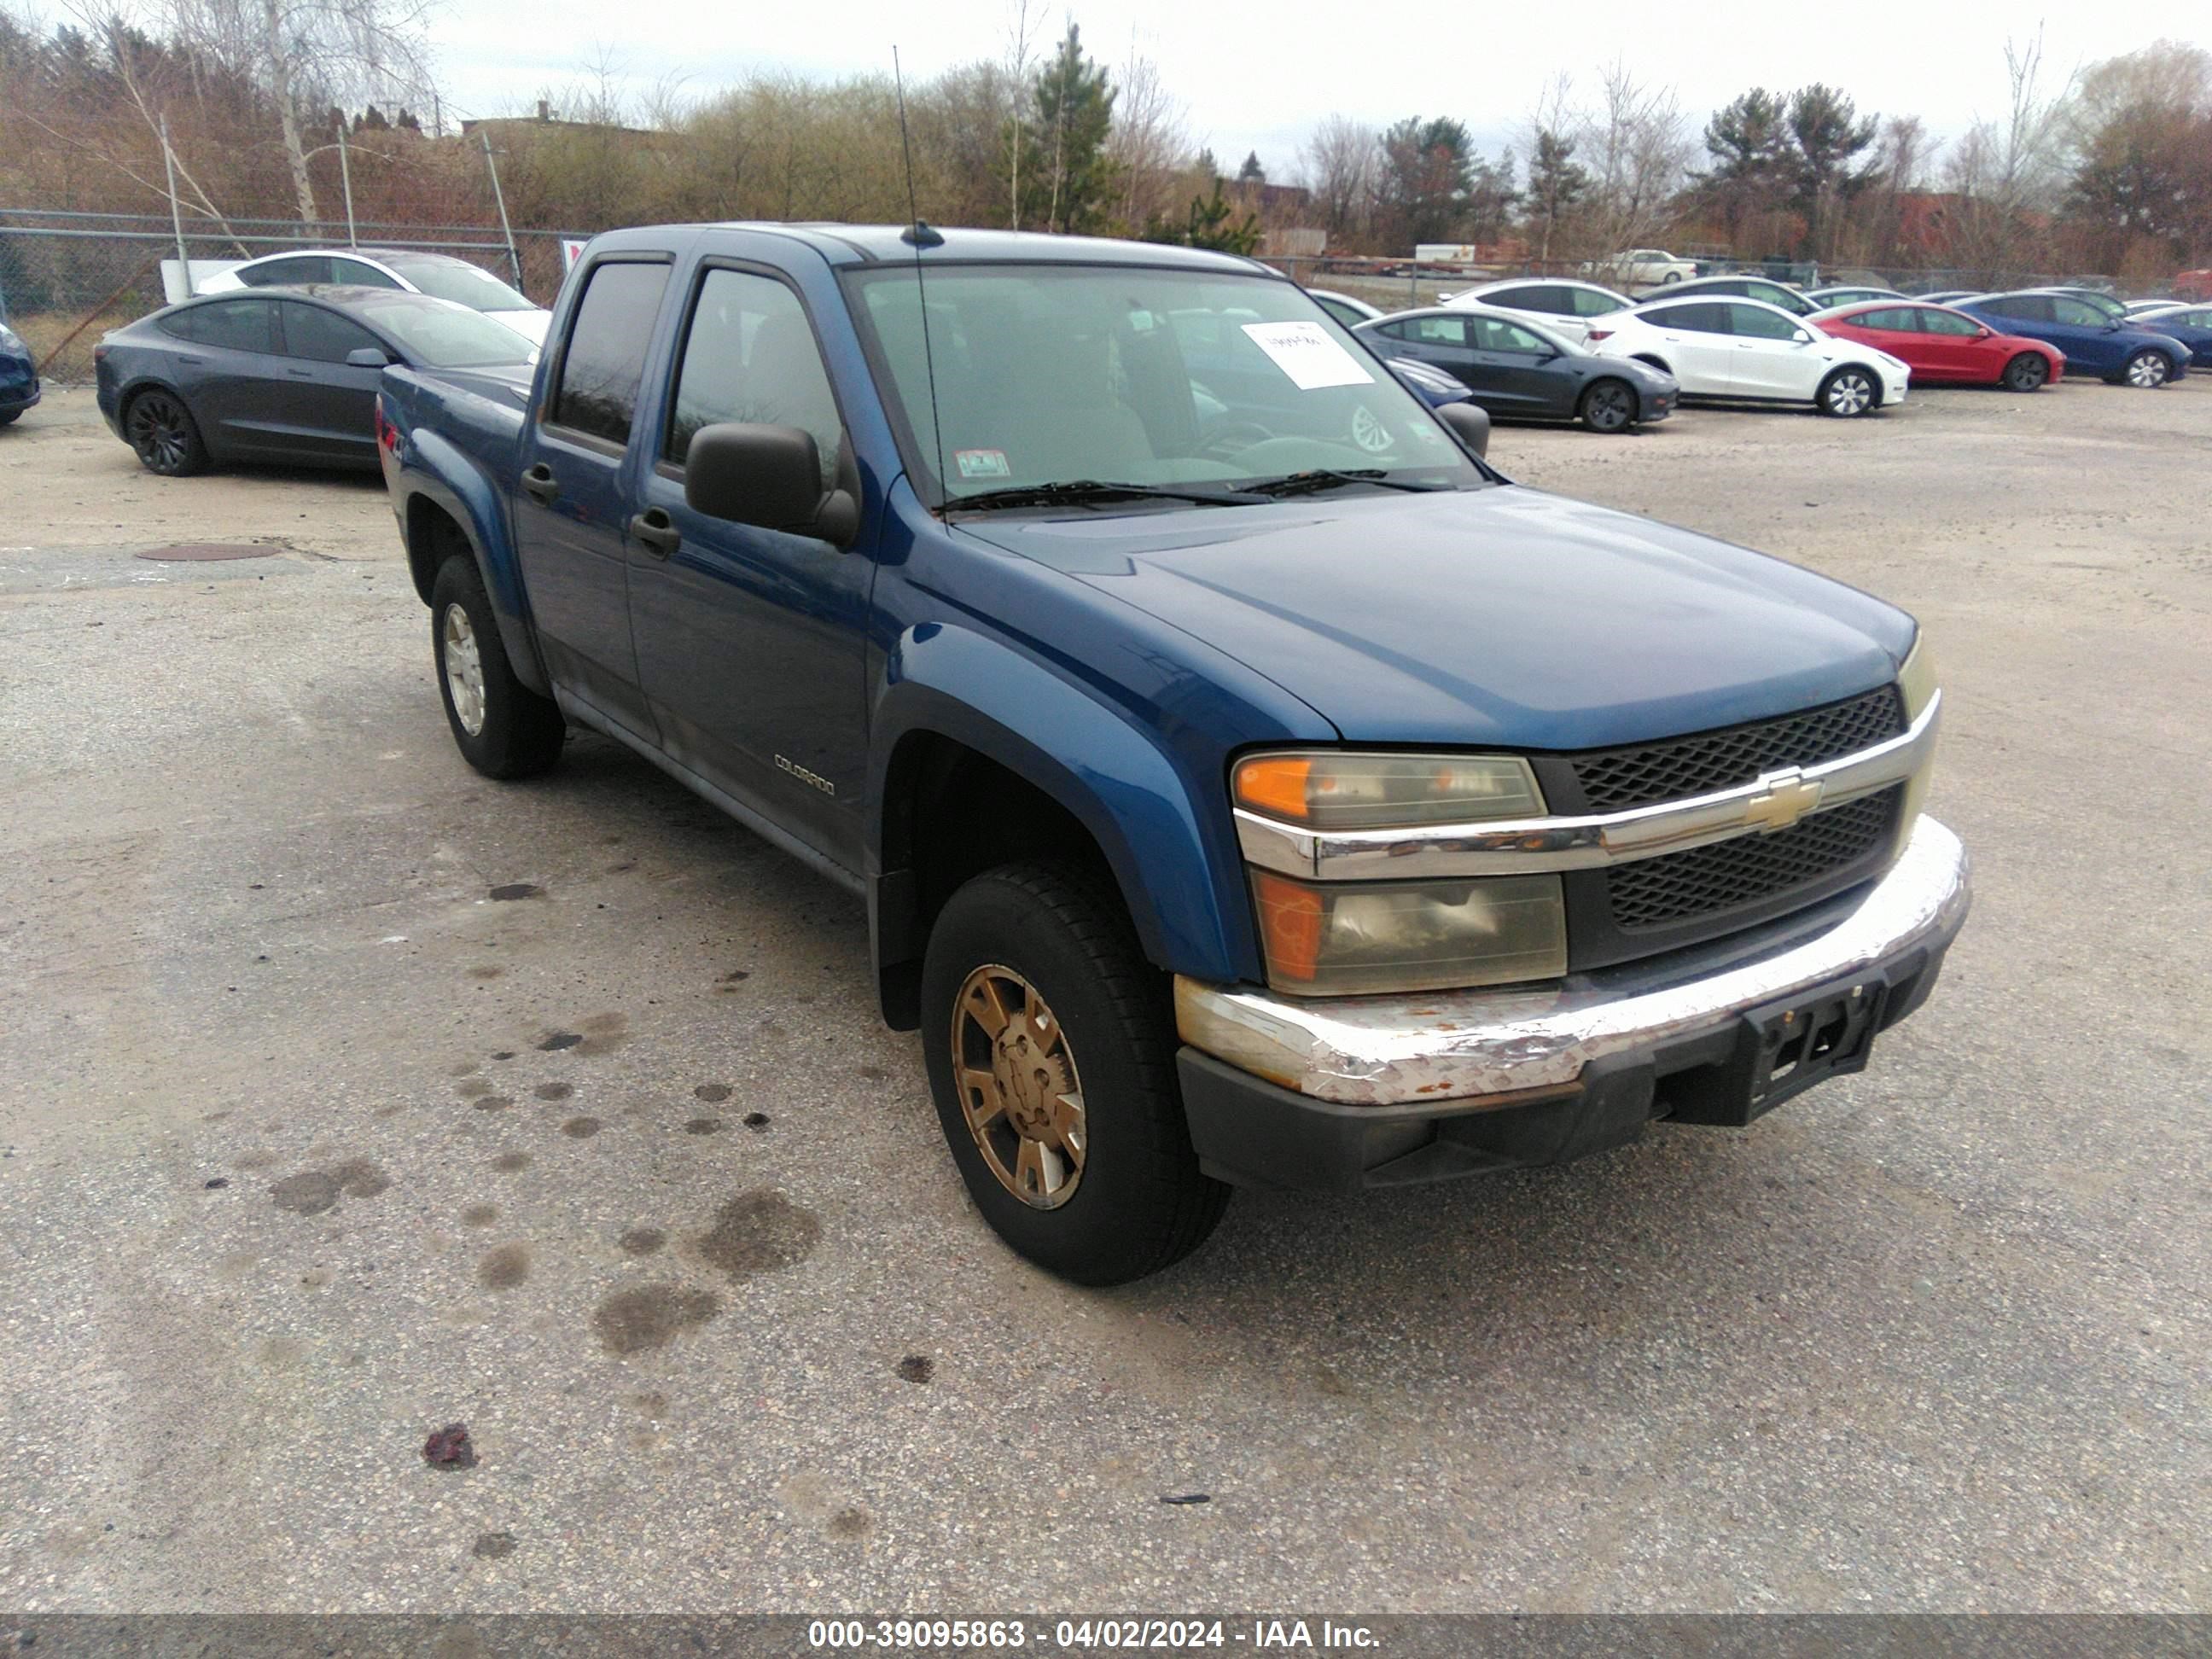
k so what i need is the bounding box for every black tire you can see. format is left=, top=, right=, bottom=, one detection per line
left=1817, top=365, right=1879, bottom=417
left=2119, top=349, right=2171, bottom=388
left=2000, top=352, right=2049, bottom=393
left=0, top=409, right=20, bottom=427
left=920, top=861, right=1229, bottom=1285
left=124, top=387, right=207, bottom=475
left=428, top=554, right=565, bottom=778
left=1578, top=377, right=1639, bottom=434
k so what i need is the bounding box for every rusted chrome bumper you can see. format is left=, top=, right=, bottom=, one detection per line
left=1177, top=815, right=1970, bottom=1109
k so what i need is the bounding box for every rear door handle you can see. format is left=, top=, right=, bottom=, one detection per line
left=520, top=463, right=559, bottom=504
left=628, top=509, right=681, bottom=557
left=288, top=367, right=314, bottom=378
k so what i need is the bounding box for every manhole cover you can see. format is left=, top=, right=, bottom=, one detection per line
left=136, top=542, right=284, bottom=562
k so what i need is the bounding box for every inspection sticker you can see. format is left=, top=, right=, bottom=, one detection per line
left=954, top=448, right=1012, bottom=480
left=1240, top=321, right=1376, bottom=390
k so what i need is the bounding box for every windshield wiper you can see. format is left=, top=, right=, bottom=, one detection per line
left=947, top=479, right=1265, bottom=512
left=1240, top=469, right=1452, bottom=498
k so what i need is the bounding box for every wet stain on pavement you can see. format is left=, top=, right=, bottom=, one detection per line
left=561, top=1116, right=602, bottom=1138
left=270, top=1158, right=391, bottom=1217
left=859, top=1065, right=888, bottom=1080
left=538, top=1033, right=583, bottom=1052
left=828, top=1506, right=874, bottom=1541
left=488, top=884, right=543, bottom=901
left=742, top=1112, right=771, bottom=1131
left=469, top=967, right=504, bottom=981
left=694, top=1084, right=731, bottom=1103
left=473, top=1095, right=514, bottom=1112
left=693, top=1190, right=821, bottom=1282
left=231, top=1150, right=279, bottom=1171
left=896, top=1354, right=934, bottom=1383
left=533, top=1082, right=573, bottom=1102
left=684, top=1118, right=723, bottom=1135
left=478, top=1243, right=530, bottom=1289
left=457, top=1078, right=493, bottom=1099
left=619, top=1227, right=666, bottom=1256
left=472, top=1531, right=516, bottom=1559
left=573, top=1012, right=629, bottom=1056
left=630, top=1390, right=668, bottom=1416
left=490, top=1151, right=532, bottom=1174
left=592, top=1284, right=720, bottom=1354
left=461, top=1203, right=499, bottom=1228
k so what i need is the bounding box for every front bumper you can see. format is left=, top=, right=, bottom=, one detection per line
left=0, top=378, right=37, bottom=416
left=1174, top=814, right=1969, bottom=1190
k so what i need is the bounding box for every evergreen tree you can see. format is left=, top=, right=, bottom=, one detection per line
left=1027, top=23, right=1117, bottom=234
left=1692, top=88, right=1790, bottom=244
left=1786, top=84, right=1880, bottom=258
left=1524, top=127, right=1588, bottom=262
left=1237, top=149, right=1265, bottom=184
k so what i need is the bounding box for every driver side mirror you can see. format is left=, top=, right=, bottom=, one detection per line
left=1790, top=329, right=1813, bottom=345
left=684, top=422, right=859, bottom=549
left=1435, top=400, right=1490, bottom=458
left=345, top=346, right=391, bottom=369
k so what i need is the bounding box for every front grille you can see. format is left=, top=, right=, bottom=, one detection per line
left=1606, top=787, right=1901, bottom=932
left=1570, top=685, right=1906, bottom=813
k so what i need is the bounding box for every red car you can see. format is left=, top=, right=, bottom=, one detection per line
left=1813, top=301, right=2067, bottom=392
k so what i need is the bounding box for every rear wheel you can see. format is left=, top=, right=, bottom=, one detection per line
left=125, top=388, right=207, bottom=475
left=2000, top=352, right=2049, bottom=393
left=2121, top=349, right=2171, bottom=388
left=920, top=861, right=1228, bottom=1285
left=429, top=555, right=564, bottom=778
left=1817, top=366, right=1878, bottom=417
left=1577, top=377, right=1638, bottom=434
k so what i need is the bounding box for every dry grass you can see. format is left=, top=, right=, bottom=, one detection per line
left=13, top=305, right=141, bottom=385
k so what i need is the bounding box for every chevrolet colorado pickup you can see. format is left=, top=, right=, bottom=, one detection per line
left=377, top=224, right=1970, bottom=1284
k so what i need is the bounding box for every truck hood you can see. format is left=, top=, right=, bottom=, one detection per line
left=961, top=484, right=1915, bottom=750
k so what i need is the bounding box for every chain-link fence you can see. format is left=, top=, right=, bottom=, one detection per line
left=0, top=210, right=580, bottom=381
left=1263, top=254, right=2087, bottom=317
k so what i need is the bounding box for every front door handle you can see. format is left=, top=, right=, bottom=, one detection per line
left=520, top=463, right=559, bottom=504
left=628, top=509, right=681, bottom=557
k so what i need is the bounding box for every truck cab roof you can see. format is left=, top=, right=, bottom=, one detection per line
left=590, top=222, right=1277, bottom=276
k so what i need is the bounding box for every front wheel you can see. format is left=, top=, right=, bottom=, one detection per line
left=1577, top=377, right=1639, bottom=434
left=1818, top=366, right=1879, bottom=417
left=2121, top=350, right=2171, bottom=388
left=428, top=555, right=565, bottom=778
left=2000, top=352, right=2049, bottom=393
left=920, top=862, right=1229, bottom=1285
left=125, top=388, right=207, bottom=475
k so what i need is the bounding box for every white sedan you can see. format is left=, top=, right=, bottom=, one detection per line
left=1585, top=295, right=1909, bottom=416
left=1581, top=249, right=1697, bottom=289
left=1441, top=278, right=1633, bottom=343
left=195, top=247, right=551, bottom=345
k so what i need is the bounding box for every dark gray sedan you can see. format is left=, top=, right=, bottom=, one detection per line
left=95, top=286, right=534, bottom=475
left=1355, top=306, right=1677, bottom=433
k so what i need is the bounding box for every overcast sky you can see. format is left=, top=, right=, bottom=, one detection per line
left=416, top=1, right=2202, bottom=178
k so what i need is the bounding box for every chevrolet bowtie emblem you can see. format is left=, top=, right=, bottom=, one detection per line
left=1744, top=768, right=1825, bottom=832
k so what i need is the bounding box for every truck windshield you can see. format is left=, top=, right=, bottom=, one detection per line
left=845, top=264, right=1486, bottom=508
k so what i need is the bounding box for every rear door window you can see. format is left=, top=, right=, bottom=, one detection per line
left=549, top=259, right=672, bottom=447
left=238, top=255, right=334, bottom=288
left=1645, top=302, right=1723, bottom=334
left=173, top=298, right=278, bottom=352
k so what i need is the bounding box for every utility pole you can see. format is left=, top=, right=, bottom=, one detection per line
left=480, top=132, right=524, bottom=290
left=338, top=121, right=358, bottom=247
left=161, top=113, right=193, bottom=298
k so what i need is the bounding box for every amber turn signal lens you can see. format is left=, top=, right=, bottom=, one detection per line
left=1234, top=756, right=1314, bottom=823
left=1250, top=870, right=1325, bottom=983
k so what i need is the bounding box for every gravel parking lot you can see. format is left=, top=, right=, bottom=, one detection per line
left=2, top=379, right=2207, bottom=1615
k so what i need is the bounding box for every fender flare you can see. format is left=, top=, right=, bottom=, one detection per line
left=397, top=427, right=551, bottom=696
left=869, top=623, right=1260, bottom=1004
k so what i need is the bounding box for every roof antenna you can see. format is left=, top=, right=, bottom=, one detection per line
left=893, top=46, right=950, bottom=507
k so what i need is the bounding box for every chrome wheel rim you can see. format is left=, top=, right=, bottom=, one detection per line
left=951, top=963, right=1086, bottom=1209
left=442, top=602, right=486, bottom=736
left=1827, top=373, right=1872, bottom=416
left=2126, top=353, right=2167, bottom=387
left=128, top=395, right=189, bottom=471
left=1586, top=382, right=1633, bottom=430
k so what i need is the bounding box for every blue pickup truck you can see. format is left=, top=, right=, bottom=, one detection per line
left=377, top=224, right=1969, bottom=1284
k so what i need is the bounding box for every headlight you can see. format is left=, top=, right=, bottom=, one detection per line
left=1234, top=751, right=1543, bottom=830
left=1251, top=870, right=1568, bottom=997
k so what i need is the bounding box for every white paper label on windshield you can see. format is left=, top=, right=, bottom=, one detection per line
left=1240, top=321, right=1377, bottom=391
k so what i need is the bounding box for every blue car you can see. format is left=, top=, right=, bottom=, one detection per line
left=2127, top=305, right=2212, bottom=369
left=1954, top=290, right=2192, bottom=387
left=0, top=319, right=39, bottom=425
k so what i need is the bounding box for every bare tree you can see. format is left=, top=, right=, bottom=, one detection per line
left=1578, top=61, right=1693, bottom=258
left=1002, top=0, right=1039, bottom=229
left=1945, top=29, right=2076, bottom=279
left=1107, top=32, right=1187, bottom=232
left=1298, top=114, right=1377, bottom=243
